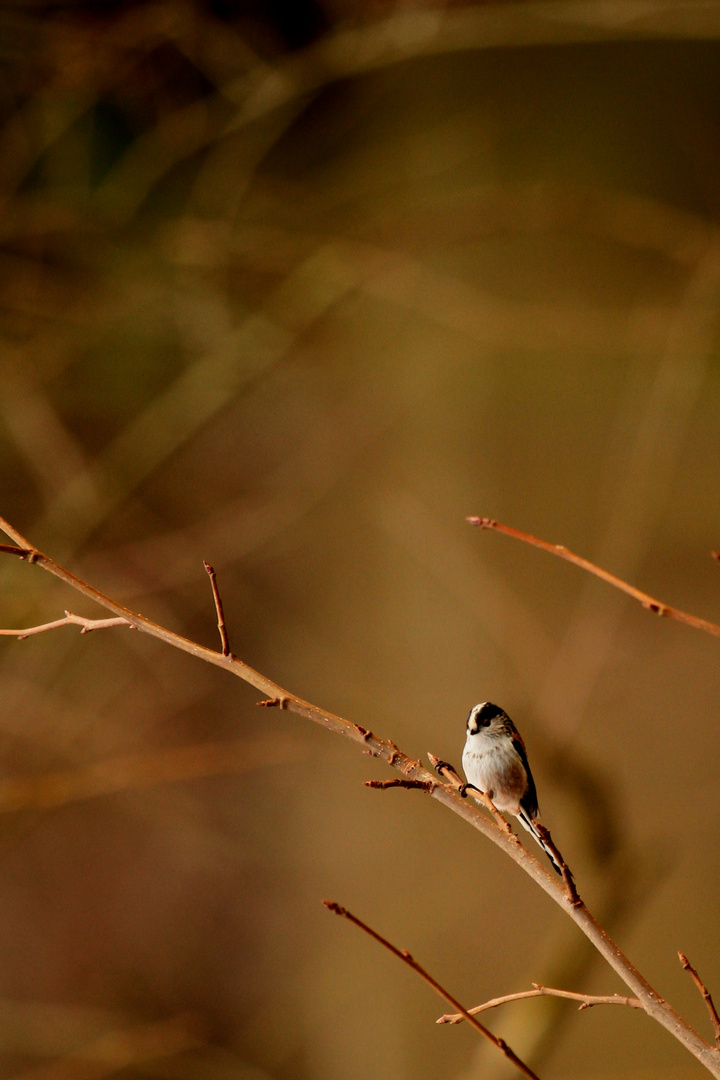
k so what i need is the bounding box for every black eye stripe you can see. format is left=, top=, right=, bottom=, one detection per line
left=467, top=702, right=505, bottom=732
left=475, top=702, right=504, bottom=722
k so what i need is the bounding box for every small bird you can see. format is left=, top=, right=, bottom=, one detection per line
left=462, top=701, right=562, bottom=874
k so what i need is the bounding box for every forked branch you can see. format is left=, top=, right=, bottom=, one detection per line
left=323, top=901, right=541, bottom=1080
left=0, top=515, right=719, bottom=1075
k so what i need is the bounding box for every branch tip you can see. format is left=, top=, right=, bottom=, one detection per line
left=323, top=900, right=345, bottom=916
left=466, top=515, right=496, bottom=529
left=203, top=560, right=231, bottom=656
left=678, top=952, right=720, bottom=1047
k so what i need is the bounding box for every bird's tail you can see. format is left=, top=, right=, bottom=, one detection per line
left=516, top=810, right=563, bottom=876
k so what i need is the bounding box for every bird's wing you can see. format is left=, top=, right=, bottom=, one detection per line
left=511, top=734, right=539, bottom=819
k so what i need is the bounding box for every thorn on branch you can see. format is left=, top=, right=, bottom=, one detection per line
left=257, top=697, right=289, bottom=709
left=364, top=779, right=435, bottom=793
left=203, top=561, right=231, bottom=657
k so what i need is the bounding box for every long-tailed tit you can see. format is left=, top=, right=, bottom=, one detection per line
left=462, top=701, right=562, bottom=874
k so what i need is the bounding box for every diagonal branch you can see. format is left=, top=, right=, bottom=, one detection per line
left=467, top=517, right=720, bottom=639
left=427, top=753, right=512, bottom=832
left=679, top=953, right=720, bottom=1049
left=0, top=516, right=719, bottom=1075
left=323, top=901, right=541, bottom=1080
left=437, top=984, right=643, bottom=1025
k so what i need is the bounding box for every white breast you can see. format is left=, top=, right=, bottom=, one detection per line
left=462, top=733, right=526, bottom=815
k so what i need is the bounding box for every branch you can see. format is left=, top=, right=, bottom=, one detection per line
left=0, top=734, right=304, bottom=812
left=364, top=778, right=435, bottom=792
left=427, top=754, right=578, bottom=902
left=427, top=753, right=513, bottom=832
left=438, top=984, right=643, bottom=1025
left=679, top=953, right=720, bottom=1049
left=0, top=610, right=132, bottom=639
left=203, top=561, right=231, bottom=656
left=323, top=901, right=541, bottom=1080
left=467, top=517, right=720, bottom=639
left=1, top=515, right=719, bottom=1075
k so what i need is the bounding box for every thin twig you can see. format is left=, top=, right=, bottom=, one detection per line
left=438, top=984, right=643, bottom=1025
left=0, top=610, right=132, bottom=639
left=203, top=561, right=231, bottom=656
left=428, top=755, right=573, bottom=891
left=467, top=517, right=720, bottom=639
left=323, top=901, right=541, bottom=1080
left=0, top=733, right=304, bottom=812
left=0, top=543, right=30, bottom=557
left=427, top=752, right=513, bottom=833
left=364, top=778, right=435, bottom=792
left=0, top=517, right=718, bottom=1075
left=679, top=953, right=720, bottom=1048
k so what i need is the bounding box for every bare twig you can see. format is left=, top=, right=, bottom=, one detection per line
left=12, top=1013, right=204, bottom=1080
left=427, top=752, right=513, bottom=833
left=467, top=517, right=720, bottom=639
left=364, top=778, right=435, bottom=792
left=1, top=517, right=719, bottom=1075
left=203, top=561, right=231, bottom=656
left=0, top=610, right=131, bottom=639
left=0, top=543, right=31, bottom=557
left=0, top=734, right=304, bottom=812
left=438, top=984, right=643, bottom=1025
left=679, top=953, right=720, bottom=1048
left=323, top=901, right=541, bottom=1080
left=428, top=755, right=574, bottom=894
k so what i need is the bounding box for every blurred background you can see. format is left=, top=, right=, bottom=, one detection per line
left=0, top=1, right=720, bottom=1078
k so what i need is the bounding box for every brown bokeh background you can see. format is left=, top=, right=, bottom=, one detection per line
left=0, top=3, right=720, bottom=1078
